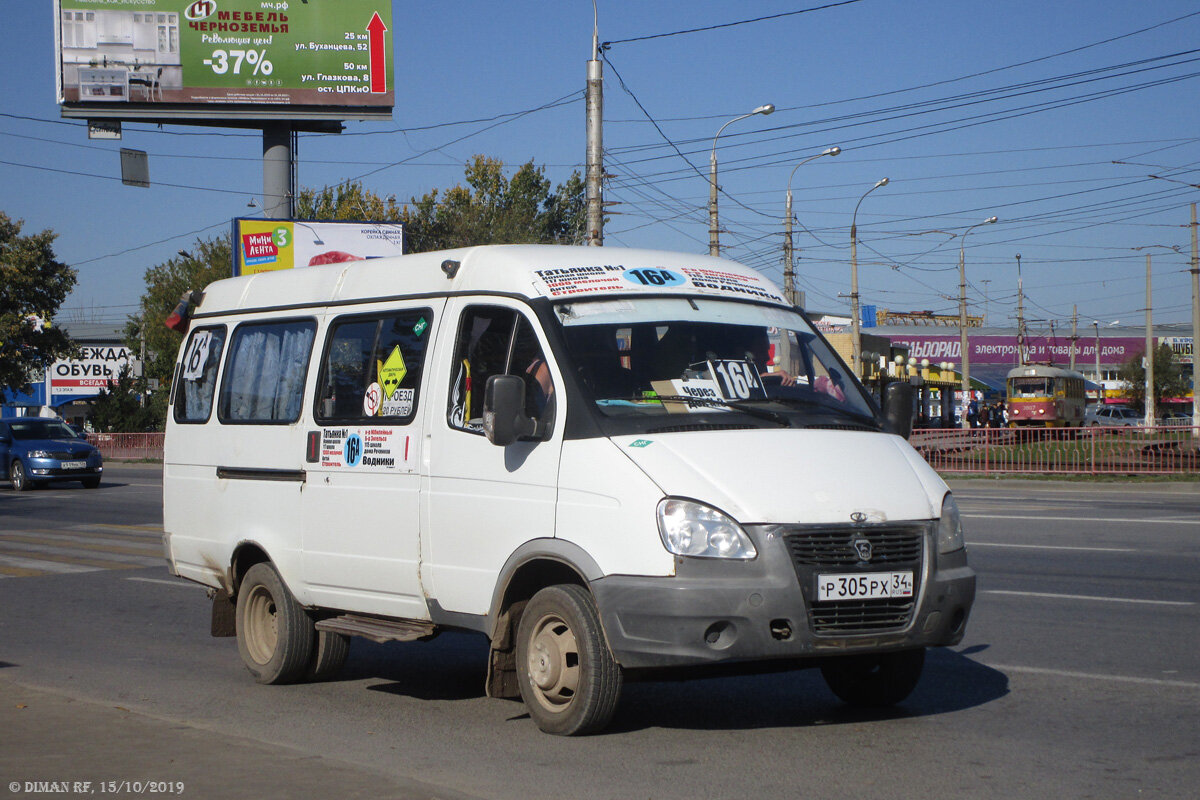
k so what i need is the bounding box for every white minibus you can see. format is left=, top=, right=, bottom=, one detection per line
left=163, top=245, right=975, bottom=735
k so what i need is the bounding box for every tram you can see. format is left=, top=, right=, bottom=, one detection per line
left=1005, top=364, right=1087, bottom=428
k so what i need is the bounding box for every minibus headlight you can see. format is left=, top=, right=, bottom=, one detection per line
left=937, top=494, right=966, bottom=554
left=657, top=499, right=756, bottom=559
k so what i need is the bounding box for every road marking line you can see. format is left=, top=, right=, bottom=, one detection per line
left=0, top=553, right=103, bottom=574
left=125, top=576, right=205, bottom=588
left=0, top=534, right=160, bottom=557
left=964, top=513, right=1200, bottom=526
left=970, top=542, right=1134, bottom=553
left=986, top=664, right=1200, bottom=690
left=0, top=544, right=154, bottom=570
left=984, top=589, right=1194, bottom=606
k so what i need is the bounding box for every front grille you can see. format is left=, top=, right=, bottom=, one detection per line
left=783, top=525, right=923, bottom=568
left=781, top=524, right=926, bottom=635
left=809, top=598, right=916, bottom=632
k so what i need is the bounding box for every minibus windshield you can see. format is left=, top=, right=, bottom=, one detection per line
left=554, top=298, right=879, bottom=430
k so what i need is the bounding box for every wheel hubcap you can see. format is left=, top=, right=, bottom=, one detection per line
left=526, top=613, right=580, bottom=713
left=244, top=585, right=278, bottom=665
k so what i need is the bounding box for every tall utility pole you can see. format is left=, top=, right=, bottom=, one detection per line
left=584, top=4, right=604, bottom=246
left=1093, top=321, right=1102, bottom=393
left=1070, top=305, right=1078, bottom=371
left=1191, top=203, right=1199, bottom=428
left=1145, top=254, right=1156, bottom=428
left=783, top=146, right=840, bottom=305
left=957, top=216, right=997, bottom=428
left=709, top=104, right=774, bottom=256
left=1016, top=254, right=1027, bottom=367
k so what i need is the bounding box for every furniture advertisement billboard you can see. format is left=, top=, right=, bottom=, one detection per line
left=55, top=0, right=393, bottom=121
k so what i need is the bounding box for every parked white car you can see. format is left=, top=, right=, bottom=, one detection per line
left=1085, top=405, right=1142, bottom=427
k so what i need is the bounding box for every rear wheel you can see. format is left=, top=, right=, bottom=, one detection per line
left=821, top=648, right=925, bottom=707
left=10, top=460, right=29, bottom=491
left=516, top=584, right=622, bottom=735
left=235, top=562, right=314, bottom=684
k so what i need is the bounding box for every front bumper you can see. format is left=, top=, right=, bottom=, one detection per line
left=591, top=523, right=975, bottom=670
left=27, top=460, right=103, bottom=481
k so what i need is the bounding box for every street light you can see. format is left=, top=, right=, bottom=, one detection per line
left=850, top=177, right=889, bottom=371
left=708, top=103, right=775, bottom=256
left=783, top=146, right=841, bottom=306
left=958, top=215, right=997, bottom=429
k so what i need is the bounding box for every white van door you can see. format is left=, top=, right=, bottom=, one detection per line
left=301, top=302, right=443, bottom=620
left=422, top=300, right=564, bottom=616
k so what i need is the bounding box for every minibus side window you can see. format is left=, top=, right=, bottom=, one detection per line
left=218, top=319, right=316, bottom=424
left=448, top=306, right=554, bottom=434
left=315, top=309, right=433, bottom=424
left=174, top=326, right=226, bottom=423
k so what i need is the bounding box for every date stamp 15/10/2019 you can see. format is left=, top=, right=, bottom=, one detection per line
left=8, top=782, right=184, bottom=796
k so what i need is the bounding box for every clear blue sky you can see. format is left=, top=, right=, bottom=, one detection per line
left=4, top=0, right=1200, bottom=332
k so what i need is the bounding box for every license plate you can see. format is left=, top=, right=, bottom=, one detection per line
left=61, top=460, right=87, bottom=469
left=816, top=572, right=913, bottom=601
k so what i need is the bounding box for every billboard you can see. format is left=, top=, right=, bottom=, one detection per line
left=55, top=0, right=393, bottom=121
left=886, top=334, right=1146, bottom=366
left=232, top=218, right=404, bottom=276
left=49, top=345, right=137, bottom=398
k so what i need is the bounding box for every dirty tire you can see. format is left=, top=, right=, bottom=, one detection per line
left=10, top=460, right=29, bottom=491
left=516, top=584, right=622, bottom=736
left=235, top=562, right=314, bottom=685
left=821, top=647, right=925, bottom=707
left=304, top=629, right=350, bottom=682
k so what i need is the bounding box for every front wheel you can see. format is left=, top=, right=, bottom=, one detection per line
left=516, top=584, right=622, bottom=735
left=821, top=648, right=925, bottom=707
left=235, top=562, right=314, bottom=685
left=10, top=460, right=29, bottom=491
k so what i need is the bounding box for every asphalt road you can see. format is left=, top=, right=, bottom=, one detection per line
left=1, top=465, right=1198, bottom=799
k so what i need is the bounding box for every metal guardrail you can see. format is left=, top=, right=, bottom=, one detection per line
left=911, top=426, right=1200, bottom=475
left=86, top=428, right=1200, bottom=476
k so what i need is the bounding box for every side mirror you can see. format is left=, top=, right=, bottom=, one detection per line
left=882, top=380, right=915, bottom=439
left=483, top=374, right=537, bottom=446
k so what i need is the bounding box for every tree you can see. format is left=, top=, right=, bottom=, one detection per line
left=0, top=212, right=77, bottom=393
left=1118, top=343, right=1190, bottom=414
left=129, top=183, right=401, bottom=429
left=295, top=180, right=403, bottom=221
left=399, top=155, right=586, bottom=252
left=90, top=364, right=157, bottom=432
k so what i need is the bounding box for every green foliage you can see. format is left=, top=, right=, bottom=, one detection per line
left=89, top=364, right=159, bottom=432
left=1118, top=343, right=1190, bottom=413
left=295, top=180, right=403, bottom=221
left=0, top=212, right=77, bottom=393
left=399, top=155, right=586, bottom=252
left=125, top=236, right=231, bottom=429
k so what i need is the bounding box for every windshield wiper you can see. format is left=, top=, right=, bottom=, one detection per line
left=770, top=397, right=880, bottom=428
left=653, top=395, right=790, bottom=428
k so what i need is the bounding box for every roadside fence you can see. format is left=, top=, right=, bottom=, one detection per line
left=86, top=428, right=1200, bottom=476
left=86, top=432, right=164, bottom=461
left=912, top=426, right=1200, bottom=475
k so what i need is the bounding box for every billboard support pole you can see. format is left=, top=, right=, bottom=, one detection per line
left=263, top=122, right=295, bottom=219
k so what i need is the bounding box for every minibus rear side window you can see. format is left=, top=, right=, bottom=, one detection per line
left=174, top=325, right=226, bottom=424
left=218, top=319, right=316, bottom=424
left=315, top=309, right=433, bottom=425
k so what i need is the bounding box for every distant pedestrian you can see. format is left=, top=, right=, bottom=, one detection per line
left=967, top=398, right=980, bottom=428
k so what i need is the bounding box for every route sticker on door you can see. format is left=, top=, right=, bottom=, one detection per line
left=320, top=427, right=414, bottom=472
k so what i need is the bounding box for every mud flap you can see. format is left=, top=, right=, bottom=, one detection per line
left=485, top=600, right=525, bottom=699
left=210, top=588, right=236, bottom=637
